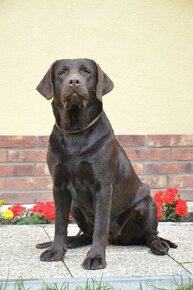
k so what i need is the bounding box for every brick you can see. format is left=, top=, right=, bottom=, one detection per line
left=145, top=162, right=193, bottom=174
left=0, top=165, right=34, bottom=176
left=132, top=162, right=144, bottom=174
left=37, top=136, right=49, bottom=147
left=172, top=149, right=193, bottom=161
left=35, top=191, right=53, bottom=202
left=8, top=150, right=47, bottom=162
left=7, top=177, right=53, bottom=190
left=0, top=151, right=6, bottom=162
left=139, top=175, right=167, bottom=188
left=0, top=165, right=13, bottom=176
left=8, top=150, right=26, bottom=162
left=148, top=135, right=193, bottom=147
left=146, top=188, right=193, bottom=202
left=0, top=178, right=5, bottom=190
left=116, top=135, right=145, bottom=147
left=179, top=190, right=193, bottom=201
left=0, top=136, right=36, bottom=148
left=151, top=189, right=166, bottom=197
left=125, top=149, right=170, bottom=161
left=169, top=176, right=193, bottom=188
left=35, top=163, right=49, bottom=176
left=0, top=192, right=36, bottom=204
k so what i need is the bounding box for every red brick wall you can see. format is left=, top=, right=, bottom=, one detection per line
left=0, top=135, right=193, bottom=204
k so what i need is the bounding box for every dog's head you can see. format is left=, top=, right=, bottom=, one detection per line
left=36, top=59, right=114, bottom=109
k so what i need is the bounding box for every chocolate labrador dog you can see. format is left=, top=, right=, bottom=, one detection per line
left=36, top=59, right=177, bottom=270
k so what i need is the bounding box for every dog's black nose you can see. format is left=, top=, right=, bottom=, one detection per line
left=68, top=78, right=81, bottom=88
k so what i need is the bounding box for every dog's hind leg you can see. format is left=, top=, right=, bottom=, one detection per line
left=67, top=234, right=92, bottom=248
left=67, top=206, right=93, bottom=248
left=36, top=233, right=91, bottom=249
left=113, top=192, right=177, bottom=255
left=35, top=230, right=91, bottom=250
left=141, top=196, right=178, bottom=255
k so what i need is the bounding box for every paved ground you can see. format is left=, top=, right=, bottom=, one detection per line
left=0, top=223, right=192, bottom=289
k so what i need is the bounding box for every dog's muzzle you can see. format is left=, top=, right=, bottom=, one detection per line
left=62, top=93, right=88, bottom=109
left=61, top=75, right=89, bottom=109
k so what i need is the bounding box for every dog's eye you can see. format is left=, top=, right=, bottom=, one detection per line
left=58, top=68, right=68, bottom=76
left=80, top=67, right=90, bottom=75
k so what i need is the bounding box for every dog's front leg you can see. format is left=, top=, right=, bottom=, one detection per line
left=82, top=185, right=112, bottom=270
left=40, top=185, right=71, bottom=262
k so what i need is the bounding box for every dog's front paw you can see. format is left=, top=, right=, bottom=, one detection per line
left=82, top=254, right=106, bottom=270
left=40, top=248, right=64, bottom=262
left=150, top=239, right=169, bottom=255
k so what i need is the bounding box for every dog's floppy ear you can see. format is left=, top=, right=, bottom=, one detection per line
left=95, top=62, right=114, bottom=101
left=36, top=62, right=56, bottom=100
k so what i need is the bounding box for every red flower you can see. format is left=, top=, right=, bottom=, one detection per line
left=8, top=204, right=26, bottom=217
left=175, top=199, right=188, bottom=217
left=157, top=203, right=163, bottom=220
left=153, top=191, right=164, bottom=204
left=163, top=188, right=179, bottom=205
left=31, top=201, right=55, bottom=221
left=31, top=201, right=73, bottom=222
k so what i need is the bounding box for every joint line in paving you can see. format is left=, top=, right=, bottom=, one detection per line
left=42, top=226, right=73, bottom=277
left=167, top=253, right=193, bottom=275
left=42, top=226, right=52, bottom=241
left=62, top=261, right=73, bottom=277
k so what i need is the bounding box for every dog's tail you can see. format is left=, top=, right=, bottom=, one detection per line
left=36, top=241, right=52, bottom=249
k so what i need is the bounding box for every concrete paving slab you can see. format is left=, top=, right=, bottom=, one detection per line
left=157, top=223, right=193, bottom=274
left=65, top=245, right=149, bottom=257
left=157, top=223, right=193, bottom=242
left=64, top=252, right=188, bottom=278
left=44, top=223, right=80, bottom=238
left=45, top=225, right=149, bottom=255
left=168, top=242, right=193, bottom=274
left=44, top=223, right=192, bottom=278
left=0, top=225, right=70, bottom=280
left=0, top=223, right=192, bottom=287
left=0, top=260, right=70, bottom=280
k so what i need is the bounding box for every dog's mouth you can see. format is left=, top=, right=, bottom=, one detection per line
left=62, top=93, right=88, bottom=110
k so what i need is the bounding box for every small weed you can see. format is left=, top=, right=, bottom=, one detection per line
left=138, top=275, right=193, bottom=290
left=76, top=277, right=115, bottom=290
left=173, top=276, right=193, bottom=290
left=13, top=278, right=30, bottom=290
left=41, top=281, right=69, bottom=290
left=0, top=277, right=115, bottom=290
left=1, top=276, right=192, bottom=290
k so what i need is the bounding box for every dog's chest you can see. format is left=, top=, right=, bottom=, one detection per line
left=58, top=160, right=99, bottom=204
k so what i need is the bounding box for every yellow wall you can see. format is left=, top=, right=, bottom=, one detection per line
left=0, top=0, right=193, bottom=135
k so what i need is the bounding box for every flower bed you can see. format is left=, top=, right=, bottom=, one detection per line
left=0, top=201, right=73, bottom=224
left=0, top=188, right=189, bottom=224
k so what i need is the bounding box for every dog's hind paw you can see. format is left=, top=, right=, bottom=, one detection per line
left=160, top=237, right=178, bottom=249
left=150, top=239, right=170, bottom=255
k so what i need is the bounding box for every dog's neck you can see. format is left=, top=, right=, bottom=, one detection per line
left=52, top=97, right=102, bottom=132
